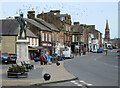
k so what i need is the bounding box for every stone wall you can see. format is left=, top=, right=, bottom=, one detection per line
left=1, top=36, right=17, bottom=54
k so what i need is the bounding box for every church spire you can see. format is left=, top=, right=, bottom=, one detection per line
left=104, top=19, right=110, bottom=42
left=105, top=19, right=109, bottom=30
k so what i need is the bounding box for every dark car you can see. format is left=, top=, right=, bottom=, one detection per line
left=52, top=53, right=62, bottom=61
left=9, top=54, right=17, bottom=64
left=1, top=53, right=11, bottom=63
left=97, top=49, right=103, bottom=53
left=60, top=53, right=65, bottom=60
left=34, top=52, right=41, bottom=62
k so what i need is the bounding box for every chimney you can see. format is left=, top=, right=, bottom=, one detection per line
left=42, top=11, right=44, bottom=14
left=27, top=10, right=35, bottom=19
left=74, top=22, right=79, bottom=25
left=50, top=10, right=60, bottom=15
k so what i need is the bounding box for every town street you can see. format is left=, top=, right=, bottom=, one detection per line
left=43, top=49, right=118, bottom=86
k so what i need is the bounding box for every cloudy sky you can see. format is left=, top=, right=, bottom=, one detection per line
left=0, top=0, right=119, bottom=39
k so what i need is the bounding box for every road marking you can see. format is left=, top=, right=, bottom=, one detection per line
left=74, top=82, right=79, bottom=85
left=80, top=80, right=93, bottom=86
left=80, top=80, right=84, bottom=82
left=77, top=84, right=82, bottom=86
left=71, top=80, right=93, bottom=86
left=70, top=81, right=76, bottom=83
left=87, top=84, right=93, bottom=86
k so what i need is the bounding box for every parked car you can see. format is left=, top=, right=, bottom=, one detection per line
left=117, top=50, right=120, bottom=56
left=108, top=47, right=113, bottom=50
left=60, top=53, right=65, bottom=60
left=34, top=52, right=41, bottom=62
left=52, top=53, right=62, bottom=61
left=63, top=47, right=74, bottom=59
left=0, top=53, right=11, bottom=63
left=9, top=54, right=17, bottom=64
left=97, top=49, right=103, bottom=53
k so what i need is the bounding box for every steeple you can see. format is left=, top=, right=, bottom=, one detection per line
left=104, top=19, right=110, bottom=42
left=105, top=19, right=109, bottom=30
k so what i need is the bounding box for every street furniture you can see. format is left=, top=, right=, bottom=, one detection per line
left=43, top=73, right=51, bottom=81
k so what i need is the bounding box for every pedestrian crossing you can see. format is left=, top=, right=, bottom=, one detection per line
left=70, top=80, right=93, bottom=87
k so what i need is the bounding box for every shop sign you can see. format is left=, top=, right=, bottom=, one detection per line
left=42, top=43, right=47, bottom=46
left=48, top=44, right=52, bottom=46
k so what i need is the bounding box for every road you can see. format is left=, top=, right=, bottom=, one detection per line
left=43, top=49, right=118, bottom=86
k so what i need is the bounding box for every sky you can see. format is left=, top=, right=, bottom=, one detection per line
left=0, top=1, right=119, bottom=39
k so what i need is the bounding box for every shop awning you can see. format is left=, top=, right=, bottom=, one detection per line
left=28, top=46, right=43, bottom=50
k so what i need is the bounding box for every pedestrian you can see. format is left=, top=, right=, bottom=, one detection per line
left=43, top=54, right=48, bottom=65
left=47, top=54, right=52, bottom=65
left=39, top=53, right=44, bottom=65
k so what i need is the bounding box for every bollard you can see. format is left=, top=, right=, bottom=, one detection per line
left=105, top=50, right=107, bottom=56
left=56, top=61, right=60, bottom=66
left=43, top=73, right=51, bottom=81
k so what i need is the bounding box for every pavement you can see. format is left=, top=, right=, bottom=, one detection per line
left=2, top=60, right=76, bottom=86
left=1, top=51, right=91, bottom=86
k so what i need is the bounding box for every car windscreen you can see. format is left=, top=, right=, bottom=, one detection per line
left=2, top=53, right=8, bottom=56
left=9, top=54, right=16, bottom=57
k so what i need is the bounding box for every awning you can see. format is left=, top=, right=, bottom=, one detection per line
left=28, top=46, right=43, bottom=50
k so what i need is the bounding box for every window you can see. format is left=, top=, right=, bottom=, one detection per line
left=76, top=36, right=78, bottom=42
left=29, top=38, right=30, bottom=42
left=46, top=33, right=47, bottom=41
left=32, top=38, right=34, bottom=45
left=49, top=34, right=51, bottom=42
left=52, top=33, right=54, bottom=41
left=69, top=26, right=70, bottom=32
left=72, top=35, right=74, bottom=42
left=35, top=39, right=37, bottom=45
left=42, top=33, right=44, bottom=41
left=66, top=26, right=68, bottom=31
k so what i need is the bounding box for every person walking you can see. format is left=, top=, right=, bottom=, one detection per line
left=39, top=53, right=44, bottom=65
left=47, top=54, right=52, bottom=65
left=44, top=54, right=48, bottom=65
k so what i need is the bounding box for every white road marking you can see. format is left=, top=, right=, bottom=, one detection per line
left=80, top=80, right=84, bottom=83
left=77, top=84, right=82, bottom=86
left=70, top=81, right=76, bottom=83
left=87, top=84, right=93, bottom=86
left=80, top=80, right=93, bottom=86
left=74, top=82, right=79, bottom=85
left=71, top=80, right=93, bottom=86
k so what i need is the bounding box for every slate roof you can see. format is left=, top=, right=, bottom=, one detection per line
left=26, top=29, right=38, bottom=38
left=35, top=18, right=59, bottom=31
left=0, top=19, right=38, bottom=38
left=24, top=18, right=51, bottom=31
left=0, top=19, right=19, bottom=36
